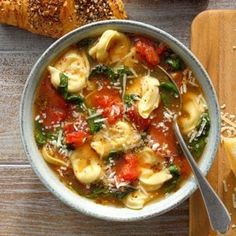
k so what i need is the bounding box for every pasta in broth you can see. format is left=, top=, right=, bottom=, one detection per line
left=33, top=30, right=210, bottom=209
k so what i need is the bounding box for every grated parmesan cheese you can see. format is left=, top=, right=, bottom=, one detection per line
left=233, top=193, right=236, bottom=208
left=223, top=180, right=228, bottom=192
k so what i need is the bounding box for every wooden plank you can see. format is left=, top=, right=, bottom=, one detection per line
left=190, top=10, right=236, bottom=236
left=0, top=166, right=189, bottom=236
left=0, top=52, right=40, bottom=164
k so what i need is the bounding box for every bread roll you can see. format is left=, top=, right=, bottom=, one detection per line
left=0, top=0, right=127, bottom=38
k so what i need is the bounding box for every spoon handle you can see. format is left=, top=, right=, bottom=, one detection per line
left=173, top=122, right=231, bottom=234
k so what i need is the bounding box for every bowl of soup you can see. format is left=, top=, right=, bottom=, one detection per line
left=20, top=20, right=220, bottom=221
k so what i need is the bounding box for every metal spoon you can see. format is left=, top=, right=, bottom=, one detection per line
left=157, top=66, right=231, bottom=234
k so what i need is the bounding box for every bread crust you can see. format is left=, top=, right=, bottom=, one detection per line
left=0, top=0, right=127, bottom=38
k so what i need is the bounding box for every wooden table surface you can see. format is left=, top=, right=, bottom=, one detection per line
left=0, top=1, right=236, bottom=235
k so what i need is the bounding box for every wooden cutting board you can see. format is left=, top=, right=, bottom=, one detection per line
left=190, top=10, right=236, bottom=236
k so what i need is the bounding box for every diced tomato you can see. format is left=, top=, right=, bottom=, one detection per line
left=116, top=153, right=140, bottom=182
left=63, top=116, right=89, bottom=147
left=89, top=88, right=124, bottom=125
left=43, top=107, right=66, bottom=127
left=65, top=131, right=89, bottom=147
left=40, top=78, right=67, bottom=110
left=126, top=105, right=151, bottom=131
left=135, top=37, right=160, bottom=66
left=173, top=156, right=191, bottom=177
left=38, top=78, right=68, bottom=127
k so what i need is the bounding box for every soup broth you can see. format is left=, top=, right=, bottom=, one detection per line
left=33, top=30, right=210, bottom=209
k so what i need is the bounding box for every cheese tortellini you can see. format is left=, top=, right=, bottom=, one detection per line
left=91, top=121, right=142, bottom=157
left=137, top=147, right=165, bottom=166
left=138, top=75, right=160, bottom=119
left=70, top=144, right=102, bottom=185
left=42, top=143, right=68, bottom=166
left=179, top=93, right=207, bottom=134
left=122, top=190, right=149, bottom=210
left=139, top=168, right=172, bottom=191
left=48, top=48, right=90, bottom=93
left=89, top=30, right=131, bottom=64
left=137, top=147, right=171, bottom=191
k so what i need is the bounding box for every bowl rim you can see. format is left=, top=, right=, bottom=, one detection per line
left=20, top=19, right=220, bottom=221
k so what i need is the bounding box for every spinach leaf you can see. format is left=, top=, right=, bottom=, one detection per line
left=166, top=56, right=183, bottom=71
left=159, top=81, right=178, bottom=94
left=86, top=184, right=134, bottom=200
left=124, top=94, right=139, bottom=107
left=58, top=73, right=84, bottom=106
left=188, top=113, right=210, bottom=159
left=105, top=151, right=123, bottom=163
left=112, top=187, right=135, bottom=200
left=58, top=72, right=69, bottom=97
left=89, top=65, right=116, bottom=81
left=164, top=177, right=180, bottom=193
left=89, top=65, right=133, bottom=83
left=159, top=81, right=178, bottom=107
left=66, top=94, right=84, bottom=104
left=35, top=121, right=47, bottom=146
left=164, top=164, right=181, bottom=193
left=116, top=66, right=133, bottom=77
left=168, top=164, right=180, bottom=177
left=35, top=121, right=61, bottom=146
left=87, top=110, right=104, bottom=134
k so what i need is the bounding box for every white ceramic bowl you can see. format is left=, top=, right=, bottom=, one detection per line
left=20, top=20, right=220, bottom=221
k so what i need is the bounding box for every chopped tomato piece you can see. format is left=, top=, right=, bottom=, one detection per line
left=89, top=88, right=124, bottom=125
left=135, top=37, right=160, bottom=66
left=38, top=78, right=68, bottom=127
left=116, top=153, right=140, bottom=182
left=43, top=107, right=66, bottom=127
left=64, top=117, right=89, bottom=147
left=40, top=78, right=67, bottom=110
left=65, top=131, right=89, bottom=147
left=126, top=105, right=151, bottom=131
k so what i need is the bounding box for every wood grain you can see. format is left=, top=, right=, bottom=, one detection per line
left=0, top=1, right=235, bottom=236
left=190, top=10, right=236, bottom=236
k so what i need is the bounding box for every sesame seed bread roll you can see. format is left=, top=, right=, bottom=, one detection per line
left=0, top=0, right=127, bottom=38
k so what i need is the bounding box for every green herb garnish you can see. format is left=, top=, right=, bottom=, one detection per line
left=105, top=151, right=123, bottom=163
left=159, top=81, right=178, bottom=107
left=89, top=65, right=116, bottom=81
left=166, top=56, right=182, bottom=71
left=116, top=66, right=133, bottom=77
left=168, top=164, right=180, bottom=177
left=86, top=184, right=134, bottom=200
left=89, top=65, right=133, bottom=83
left=35, top=121, right=47, bottom=146
left=87, top=109, right=104, bottom=134
left=124, top=94, right=138, bottom=107
left=188, top=113, right=210, bottom=159
left=159, top=81, right=179, bottom=94
left=164, top=164, right=181, bottom=193
left=34, top=121, right=61, bottom=146
left=58, top=73, right=84, bottom=106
